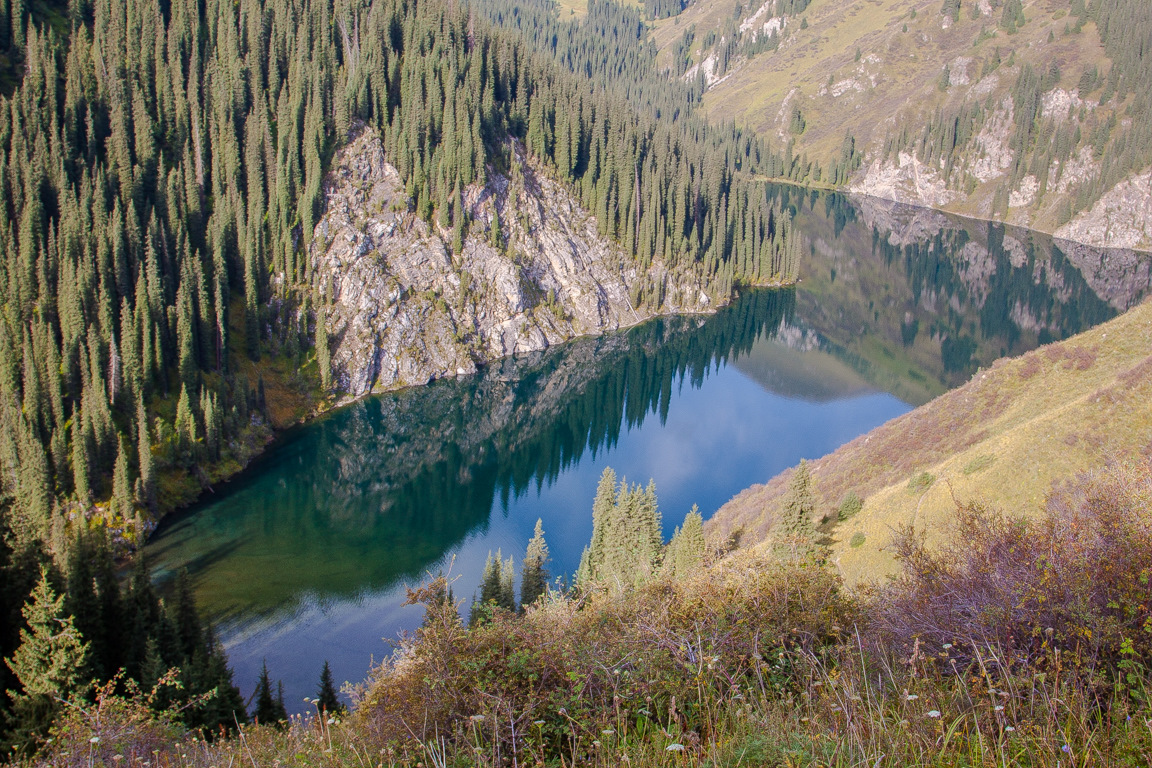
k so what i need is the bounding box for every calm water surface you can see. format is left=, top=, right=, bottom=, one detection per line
left=148, top=191, right=1149, bottom=711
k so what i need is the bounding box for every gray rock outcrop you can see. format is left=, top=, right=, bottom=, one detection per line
left=310, top=127, right=713, bottom=397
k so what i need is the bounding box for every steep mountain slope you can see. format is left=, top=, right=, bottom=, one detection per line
left=708, top=297, right=1152, bottom=584
left=312, top=128, right=722, bottom=396
left=653, top=0, right=1152, bottom=250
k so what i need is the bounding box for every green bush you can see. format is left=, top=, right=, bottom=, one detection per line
left=906, top=471, right=936, bottom=493
left=837, top=492, right=864, bottom=521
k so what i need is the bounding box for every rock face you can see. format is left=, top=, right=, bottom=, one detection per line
left=310, top=127, right=712, bottom=397
left=847, top=93, right=1152, bottom=254
left=1055, top=172, right=1152, bottom=252
left=852, top=152, right=962, bottom=211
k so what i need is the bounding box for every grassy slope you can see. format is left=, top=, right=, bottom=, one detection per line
left=652, top=0, right=1124, bottom=233
left=709, top=297, right=1152, bottom=584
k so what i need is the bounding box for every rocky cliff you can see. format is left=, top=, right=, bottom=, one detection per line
left=309, top=127, right=715, bottom=397
left=652, top=0, right=1152, bottom=253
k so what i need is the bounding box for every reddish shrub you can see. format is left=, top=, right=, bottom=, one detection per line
left=874, top=461, right=1152, bottom=671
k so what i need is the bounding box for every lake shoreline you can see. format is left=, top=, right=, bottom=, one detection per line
left=143, top=281, right=797, bottom=547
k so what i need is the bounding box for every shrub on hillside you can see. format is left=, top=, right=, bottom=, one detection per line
left=355, top=556, right=854, bottom=758
left=875, top=461, right=1152, bottom=672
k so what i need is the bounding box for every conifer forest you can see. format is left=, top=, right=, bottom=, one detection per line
left=1, top=0, right=1151, bottom=762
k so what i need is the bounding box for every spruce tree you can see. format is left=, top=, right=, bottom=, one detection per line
left=6, top=567, right=91, bottom=699
left=252, top=661, right=288, bottom=726
left=776, top=460, right=817, bottom=557
left=500, top=554, right=516, bottom=612
left=519, top=518, right=549, bottom=609
left=579, top=469, right=663, bottom=587
left=316, top=660, right=344, bottom=715
left=315, top=309, right=332, bottom=391
left=577, top=467, right=618, bottom=583
left=4, top=565, right=91, bottom=749
left=664, top=504, right=705, bottom=579
left=170, top=570, right=202, bottom=660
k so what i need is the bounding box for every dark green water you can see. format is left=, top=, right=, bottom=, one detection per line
left=147, top=191, right=1151, bottom=712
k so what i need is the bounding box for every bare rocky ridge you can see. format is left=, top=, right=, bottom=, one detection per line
left=310, top=127, right=714, bottom=397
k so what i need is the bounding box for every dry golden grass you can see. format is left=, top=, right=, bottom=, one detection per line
left=711, top=298, right=1152, bottom=585
left=654, top=0, right=1112, bottom=191
left=556, top=0, right=642, bottom=20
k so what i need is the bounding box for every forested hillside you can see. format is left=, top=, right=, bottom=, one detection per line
left=653, top=0, right=1152, bottom=249
left=0, top=0, right=808, bottom=560
left=0, top=0, right=815, bottom=750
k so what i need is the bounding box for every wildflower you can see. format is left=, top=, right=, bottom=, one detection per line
left=942, top=643, right=953, bottom=650
left=533, top=720, right=545, bottom=726
left=903, top=693, right=919, bottom=701
left=1062, top=745, right=1071, bottom=754
left=994, top=706, right=1004, bottom=712
left=602, top=729, right=615, bottom=736
left=469, top=715, right=486, bottom=722
left=926, top=710, right=941, bottom=718
left=592, top=740, right=601, bottom=748
left=1005, top=726, right=1015, bottom=732
left=90, top=737, right=100, bottom=744
left=666, top=744, right=685, bottom=752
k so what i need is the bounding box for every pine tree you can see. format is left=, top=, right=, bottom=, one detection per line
left=579, top=469, right=663, bottom=587
left=776, top=460, right=817, bottom=557
left=112, top=434, right=134, bottom=521
left=5, top=566, right=91, bottom=700
left=64, top=532, right=106, bottom=680
left=316, top=660, right=344, bottom=715
left=252, top=661, right=288, bottom=726
left=664, top=504, right=705, bottom=579
left=175, top=384, right=199, bottom=465
left=577, top=467, right=618, bottom=583
left=135, top=399, right=156, bottom=512
left=170, top=569, right=202, bottom=660
left=519, top=518, right=549, bottom=609
left=500, top=554, right=516, bottom=612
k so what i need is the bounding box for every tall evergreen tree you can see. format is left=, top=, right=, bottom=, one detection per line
left=5, top=566, right=91, bottom=700
left=776, top=459, right=817, bottom=557
left=578, top=468, right=663, bottom=586
left=316, top=661, right=344, bottom=715
left=663, top=504, right=705, bottom=579
left=252, top=661, right=288, bottom=726
left=519, top=519, right=550, bottom=609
